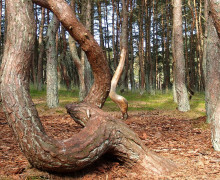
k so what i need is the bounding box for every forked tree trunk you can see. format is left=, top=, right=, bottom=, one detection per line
left=173, top=0, right=190, bottom=112
left=1, top=0, right=175, bottom=175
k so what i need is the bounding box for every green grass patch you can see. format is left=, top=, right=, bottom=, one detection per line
left=103, top=91, right=205, bottom=118
left=30, top=86, right=205, bottom=119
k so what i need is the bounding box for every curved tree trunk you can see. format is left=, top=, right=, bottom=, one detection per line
left=109, top=0, right=128, bottom=120
left=33, top=0, right=111, bottom=108
left=1, top=0, right=175, bottom=175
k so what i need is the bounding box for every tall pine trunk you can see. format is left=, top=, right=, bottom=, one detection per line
left=46, top=15, right=59, bottom=108
left=37, top=7, right=45, bottom=91
left=173, top=0, right=190, bottom=112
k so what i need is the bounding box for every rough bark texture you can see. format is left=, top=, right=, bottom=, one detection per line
left=209, top=0, right=220, bottom=38
left=46, top=15, right=59, bottom=108
left=33, top=0, right=111, bottom=108
left=109, top=0, right=128, bottom=120
left=173, top=0, right=190, bottom=112
left=205, top=14, right=220, bottom=150
left=0, top=0, right=176, bottom=175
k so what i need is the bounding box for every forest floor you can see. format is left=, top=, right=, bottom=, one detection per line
left=0, top=90, right=220, bottom=179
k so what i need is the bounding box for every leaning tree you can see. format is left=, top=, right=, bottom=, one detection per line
left=0, top=0, right=174, bottom=175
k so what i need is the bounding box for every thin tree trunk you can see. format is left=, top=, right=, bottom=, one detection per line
left=82, top=0, right=93, bottom=96
left=60, top=26, right=71, bottom=90
left=183, top=4, right=190, bottom=90
left=164, top=0, right=171, bottom=93
left=203, top=0, right=208, bottom=86
left=161, top=7, right=166, bottom=92
left=97, top=0, right=105, bottom=50
left=104, top=0, right=111, bottom=69
left=173, top=0, right=190, bottom=112
left=138, top=0, right=145, bottom=94
left=128, top=0, right=135, bottom=92
left=145, top=0, right=153, bottom=94
left=188, top=0, right=196, bottom=90
left=194, top=0, right=204, bottom=90
left=46, top=15, right=59, bottom=108
left=37, top=7, right=45, bottom=91
left=112, top=0, right=117, bottom=71
left=171, top=3, right=178, bottom=103
left=109, top=0, right=128, bottom=120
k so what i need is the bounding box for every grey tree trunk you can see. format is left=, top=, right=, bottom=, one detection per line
left=172, top=15, right=178, bottom=103
left=46, top=15, right=59, bottom=108
left=173, top=0, right=190, bottom=112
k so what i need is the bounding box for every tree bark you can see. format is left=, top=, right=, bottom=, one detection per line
left=37, top=7, right=45, bottom=91
left=0, top=0, right=2, bottom=57
left=97, top=0, right=105, bottom=50
left=173, top=0, right=190, bottom=112
left=46, top=15, right=59, bottom=108
left=33, top=0, right=111, bottom=108
left=164, top=0, right=171, bottom=93
left=209, top=0, right=220, bottom=38
left=188, top=0, right=196, bottom=90
left=81, top=0, right=93, bottom=97
left=138, top=0, right=145, bottom=94
left=205, top=11, right=220, bottom=150
left=109, top=0, right=128, bottom=120
left=60, top=26, right=71, bottom=90
left=171, top=7, right=178, bottom=103
left=1, top=0, right=175, bottom=175
left=205, top=13, right=220, bottom=124
left=128, top=0, right=135, bottom=92
left=68, top=0, right=86, bottom=100
left=203, top=0, right=208, bottom=86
